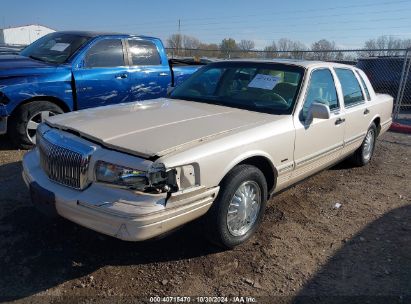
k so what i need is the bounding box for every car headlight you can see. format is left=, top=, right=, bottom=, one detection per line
left=95, top=161, right=177, bottom=193
left=95, top=161, right=148, bottom=191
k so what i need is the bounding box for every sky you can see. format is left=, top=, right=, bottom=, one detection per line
left=2, top=0, right=411, bottom=49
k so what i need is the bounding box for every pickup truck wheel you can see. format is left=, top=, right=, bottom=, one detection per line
left=205, top=165, right=268, bottom=249
left=9, top=101, right=63, bottom=149
left=351, top=123, right=377, bottom=166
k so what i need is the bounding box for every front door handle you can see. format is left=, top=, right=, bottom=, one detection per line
left=364, top=108, right=370, bottom=115
left=159, top=72, right=169, bottom=76
left=335, top=118, right=345, bottom=125
left=115, top=73, right=128, bottom=79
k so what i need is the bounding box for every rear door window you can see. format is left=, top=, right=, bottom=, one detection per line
left=335, top=68, right=365, bottom=106
left=128, top=39, right=161, bottom=65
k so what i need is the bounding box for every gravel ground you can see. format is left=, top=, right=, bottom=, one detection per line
left=0, top=131, right=410, bottom=304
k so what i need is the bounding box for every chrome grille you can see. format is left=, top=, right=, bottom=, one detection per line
left=37, top=124, right=95, bottom=190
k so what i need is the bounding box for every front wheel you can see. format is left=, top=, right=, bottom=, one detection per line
left=350, top=123, right=377, bottom=166
left=9, top=101, right=63, bottom=149
left=204, top=165, right=268, bottom=249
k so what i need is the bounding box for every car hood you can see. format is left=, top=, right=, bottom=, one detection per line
left=46, top=98, right=275, bottom=158
left=0, top=55, right=57, bottom=78
left=0, top=55, right=56, bottom=69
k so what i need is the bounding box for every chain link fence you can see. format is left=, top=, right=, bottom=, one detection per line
left=167, top=47, right=411, bottom=122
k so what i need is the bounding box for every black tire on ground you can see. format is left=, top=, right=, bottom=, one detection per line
left=204, top=164, right=268, bottom=249
left=8, top=101, right=63, bottom=149
left=350, top=122, right=378, bottom=167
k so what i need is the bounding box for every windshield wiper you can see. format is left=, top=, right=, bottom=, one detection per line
left=28, top=55, right=47, bottom=63
left=173, top=96, right=228, bottom=107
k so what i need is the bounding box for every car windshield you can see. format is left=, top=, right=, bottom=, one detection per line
left=20, top=32, right=92, bottom=64
left=170, top=62, right=305, bottom=115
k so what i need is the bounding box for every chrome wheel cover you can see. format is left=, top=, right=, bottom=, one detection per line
left=26, top=111, right=56, bottom=144
left=363, top=129, right=375, bottom=161
left=227, top=181, right=261, bottom=237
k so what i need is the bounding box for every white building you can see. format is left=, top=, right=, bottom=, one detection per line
left=0, top=24, right=55, bottom=46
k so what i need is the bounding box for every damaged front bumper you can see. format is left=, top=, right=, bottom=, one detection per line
left=22, top=149, right=219, bottom=241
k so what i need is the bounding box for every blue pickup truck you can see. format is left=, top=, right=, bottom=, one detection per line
left=0, top=31, right=202, bottom=148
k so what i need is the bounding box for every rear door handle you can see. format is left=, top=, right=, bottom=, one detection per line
left=159, top=72, right=169, bottom=76
left=115, top=73, right=128, bottom=79
left=335, top=118, right=345, bottom=125
left=364, top=108, right=370, bottom=115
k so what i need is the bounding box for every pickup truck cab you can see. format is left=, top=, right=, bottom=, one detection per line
left=22, top=60, right=393, bottom=248
left=0, top=31, right=201, bottom=148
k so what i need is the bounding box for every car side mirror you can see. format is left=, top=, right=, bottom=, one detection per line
left=77, top=59, right=86, bottom=69
left=167, top=86, right=175, bottom=96
left=305, top=102, right=331, bottom=125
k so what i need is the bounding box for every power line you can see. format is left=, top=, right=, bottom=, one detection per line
left=180, top=8, right=410, bottom=29
left=170, top=0, right=411, bottom=23
left=177, top=17, right=410, bottom=34
left=178, top=24, right=411, bottom=40
left=63, top=0, right=410, bottom=30
left=112, top=7, right=410, bottom=32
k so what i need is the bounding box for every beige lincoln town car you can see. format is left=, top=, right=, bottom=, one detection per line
left=22, top=60, right=393, bottom=248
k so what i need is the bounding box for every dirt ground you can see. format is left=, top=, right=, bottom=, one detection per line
left=0, top=131, right=410, bottom=304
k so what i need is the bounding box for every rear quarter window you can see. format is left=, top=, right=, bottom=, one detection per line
left=356, top=70, right=371, bottom=101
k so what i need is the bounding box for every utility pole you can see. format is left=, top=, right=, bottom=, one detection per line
left=177, top=19, right=181, bottom=56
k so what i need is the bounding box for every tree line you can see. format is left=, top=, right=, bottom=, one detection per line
left=166, top=34, right=411, bottom=60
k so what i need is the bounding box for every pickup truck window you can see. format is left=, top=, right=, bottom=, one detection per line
left=171, top=62, right=304, bottom=115
left=302, top=69, right=339, bottom=117
left=128, top=39, right=161, bottom=65
left=335, top=68, right=365, bottom=107
left=85, top=39, right=125, bottom=68
left=20, top=32, right=91, bottom=64
left=355, top=70, right=371, bottom=101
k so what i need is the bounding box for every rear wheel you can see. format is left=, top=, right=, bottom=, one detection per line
left=351, top=123, right=377, bottom=166
left=9, top=101, right=63, bottom=149
left=204, top=165, right=268, bottom=249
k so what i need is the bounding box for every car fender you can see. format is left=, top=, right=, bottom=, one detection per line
left=217, top=149, right=277, bottom=187
left=2, top=71, right=74, bottom=115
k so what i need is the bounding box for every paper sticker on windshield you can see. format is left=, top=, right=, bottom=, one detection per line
left=50, top=43, right=70, bottom=52
left=248, top=74, right=281, bottom=90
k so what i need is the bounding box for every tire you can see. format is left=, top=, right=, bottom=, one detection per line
left=350, top=122, right=377, bottom=167
left=204, top=164, right=268, bottom=249
left=8, top=101, right=63, bottom=149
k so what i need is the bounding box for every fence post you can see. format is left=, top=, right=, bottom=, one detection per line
left=394, top=49, right=410, bottom=120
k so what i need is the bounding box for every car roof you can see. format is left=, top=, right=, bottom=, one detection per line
left=223, top=58, right=355, bottom=69
left=53, top=31, right=159, bottom=40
